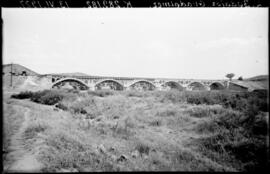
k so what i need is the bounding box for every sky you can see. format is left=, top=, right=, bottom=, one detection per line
left=2, top=8, right=268, bottom=80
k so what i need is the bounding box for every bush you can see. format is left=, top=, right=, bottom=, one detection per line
left=55, top=103, right=68, bottom=111
left=12, top=89, right=79, bottom=106
left=30, top=90, right=64, bottom=105
left=11, top=91, right=34, bottom=99
left=123, top=90, right=145, bottom=97
left=88, top=90, right=115, bottom=97
left=71, top=106, right=87, bottom=115
left=185, top=90, right=268, bottom=114
left=156, top=106, right=179, bottom=117
left=160, top=90, right=186, bottom=103
left=251, top=112, right=268, bottom=135
left=11, top=90, right=66, bottom=105
left=195, top=120, right=221, bottom=134
left=185, top=91, right=229, bottom=105
left=184, top=105, right=224, bottom=118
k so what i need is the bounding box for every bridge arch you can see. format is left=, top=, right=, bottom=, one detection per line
left=52, top=78, right=89, bottom=90
left=162, top=81, right=185, bottom=91
left=209, top=82, right=225, bottom=90
left=95, top=79, right=124, bottom=90
left=129, top=80, right=156, bottom=91
left=188, top=82, right=207, bottom=91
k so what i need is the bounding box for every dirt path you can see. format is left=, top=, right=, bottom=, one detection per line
left=5, top=106, right=43, bottom=172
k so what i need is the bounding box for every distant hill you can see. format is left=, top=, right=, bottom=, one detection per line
left=3, top=64, right=39, bottom=76
left=245, top=75, right=268, bottom=81
left=2, top=64, right=90, bottom=77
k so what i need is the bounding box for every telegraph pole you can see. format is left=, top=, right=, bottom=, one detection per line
left=10, top=62, right=13, bottom=87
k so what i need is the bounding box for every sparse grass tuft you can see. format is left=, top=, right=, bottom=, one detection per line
left=24, top=122, right=49, bottom=140
left=135, top=142, right=151, bottom=156
left=156, top=107, right=179, bottom=117
left=184, top=104, right=225, bottom=118
left=112, top=116, right=136, bottom=139
left=149, top=119, right=163, bottom=126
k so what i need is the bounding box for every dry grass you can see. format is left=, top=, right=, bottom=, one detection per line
left=3, top=89, right=269, bottom=172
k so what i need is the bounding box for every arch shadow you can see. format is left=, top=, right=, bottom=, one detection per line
left=210, top=82, right=225, bottom=90
left=95, top=79, right=124, bottom=90
left=52, top=78, right=89, bottom=90
left=163, top=81, right=185, bottom=91
left=129, top=80, right=156, bottom=91
left=188, top=82, right=207, bottom=91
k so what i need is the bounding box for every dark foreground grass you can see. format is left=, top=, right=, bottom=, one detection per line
left=192, top=108, right=269, bottom=171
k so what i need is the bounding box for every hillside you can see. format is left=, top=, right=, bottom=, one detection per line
left=245, top=75, right=268, bottom=81
left=3, top=64, right=39, bottom=76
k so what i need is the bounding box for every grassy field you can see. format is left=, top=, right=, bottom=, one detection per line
left=3, top=89, right=269, bottom=172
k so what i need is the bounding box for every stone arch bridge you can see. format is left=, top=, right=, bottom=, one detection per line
left=47, top=74, right=228, bottom=91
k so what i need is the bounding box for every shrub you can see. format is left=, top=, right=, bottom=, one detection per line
left=195, top=120, right=221, bottom=134
left=30, top=90, right=65, bottom=105
left=251, top=112, right=268, bottom=135
left=186, top=91, right=228, bottom=105
left=11, top=91, right=34, bottom=99
left=72, top=106, right=87, bottom=115
left=124, top=90, right=144, bottom=97
left=160, top=90, right=186, bottom=103
left=12, top=89, right=78, bottom=106
left=185, top=90, right=268, bottom=114
left=156, top=107, right=178, bottom=117
left=88, top=90, right=115, bottom=97
left=65, top=88, right=80, bottom=94
left=55, top=103, right=68, bottom=111
left=40, top=93, right=64, bottom=105
left=184, top=105, right=225, bottom=118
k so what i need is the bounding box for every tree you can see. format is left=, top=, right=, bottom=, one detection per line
left=238, top=76, right=243, bottom=81
left=226, top=73, right=235, bottom=81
